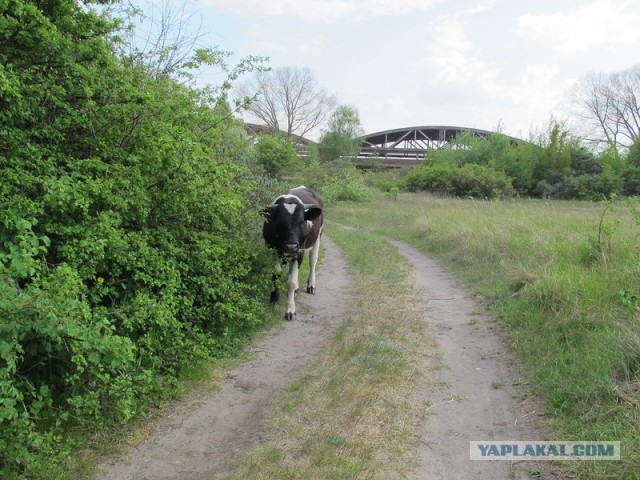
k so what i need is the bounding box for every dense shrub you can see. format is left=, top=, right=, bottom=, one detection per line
left=0, top=1, right=272, bottom=476
left=254, top=134, right=299, bottom=176
left=321, top=167, right=372, bottom=202
left=403, top=163, right=516, bottom=198
left=622, top=165, right=640, bottom=196
left=416, top=125, right=637, bottom=200
left=535, top=168, right=623, bottom=200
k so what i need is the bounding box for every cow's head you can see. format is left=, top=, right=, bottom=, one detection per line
left=263, top=197, right=323, bottom=257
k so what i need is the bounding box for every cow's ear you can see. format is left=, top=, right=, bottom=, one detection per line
left=304, top=206, right=323, bottom=221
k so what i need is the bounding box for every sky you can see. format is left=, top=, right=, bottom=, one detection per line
left=161, top=0, right=639, bottom=140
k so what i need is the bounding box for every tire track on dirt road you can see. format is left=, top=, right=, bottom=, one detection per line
left=97, top=232, right=557, bottom=479
left=391, top=239, right=557, bottom=480
left=97, top=237, right=353, bottom=480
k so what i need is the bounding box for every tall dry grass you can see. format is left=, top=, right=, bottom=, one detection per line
left=330, top=193, right=640, bottom=479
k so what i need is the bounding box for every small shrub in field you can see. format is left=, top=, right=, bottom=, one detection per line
left=403, top=163, right=515, bottom=198
left=366, top=169, right=405, bottom=193
left=322, top=168, right=372, bottom=202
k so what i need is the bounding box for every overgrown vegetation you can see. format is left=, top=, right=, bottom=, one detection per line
left=404, top=162, right=515, bottom=198
left=0, top=2, right=278, bottom=477
left=331, top=194, right=640, bottom=479
left=397, top=124, right=640, bottom=200
left=254, top=133, right=300, bottom=176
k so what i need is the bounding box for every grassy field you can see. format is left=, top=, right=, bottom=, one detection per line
left=223, top=226, right=439, bottom=479
left=329, top=193, right=640, bottom=479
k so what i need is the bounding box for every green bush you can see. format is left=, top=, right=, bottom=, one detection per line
left=321, top=167, right=372, bottom=202
left=536, top=169, right=623, bottom=200
left=622, top=165, right=640, bottom=196
left=0, top=1, right=272, bottom=476
left=255, top=134, right=299, bottom=176
left=403, top=163, right=516, bottom=198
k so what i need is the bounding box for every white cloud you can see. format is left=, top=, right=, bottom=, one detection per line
left=253, top=40, right=290, bottom=55
left=416, top=6, right=565, bottom=134
left=199, top=0, right=442, bottom=22
left=296, top=37, right=325, bottom=56
left=253, top=38, right=325, bottom=57
left=516, top=1, right=640, bottom=55
left=420, top=14, right=501, bottom=93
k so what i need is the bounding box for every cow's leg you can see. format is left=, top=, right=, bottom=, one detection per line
left=270, top=259, right=283, bottom=304
left=284, top=256, right=301, bottom=320
left=306, top=230, right=322, bottom=294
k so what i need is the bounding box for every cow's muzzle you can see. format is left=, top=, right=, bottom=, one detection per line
left=283, top=242, right=299, bottom=255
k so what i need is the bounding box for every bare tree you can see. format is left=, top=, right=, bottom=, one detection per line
left=567, top=65, right=640, bottom=150
left=114, top=0, right=208, bottom=82
left=236, top=66, right=337, bottom=139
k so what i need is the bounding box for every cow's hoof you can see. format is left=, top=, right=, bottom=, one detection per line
left=306, top=286, right=316, bottom=294
left=284, top=312, right=296, bottom=321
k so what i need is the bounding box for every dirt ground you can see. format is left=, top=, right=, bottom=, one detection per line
left=97, top=237, right=353, bottom=480
left=390, top=239, right=557, bottom=480
left=97, top=235, right=556, bottom=479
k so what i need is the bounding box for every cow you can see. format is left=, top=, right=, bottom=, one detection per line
left=263, top=186, right=324, bottom=320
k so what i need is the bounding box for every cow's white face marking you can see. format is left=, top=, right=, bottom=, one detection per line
left=284, top=203, right=297, bottom=215
left=275, top=193, right=302, bottom=203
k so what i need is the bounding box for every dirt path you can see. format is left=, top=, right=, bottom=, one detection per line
left=97, top=237, right=353, bottom=480
left=391, top=239, right=554, bottom=480
left=97, top=234, right=554, bottom=479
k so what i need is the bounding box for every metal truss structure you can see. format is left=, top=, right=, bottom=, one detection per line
left=244, top=123, right=521, bottom=167
left=357, top=125, right=497, bottom=166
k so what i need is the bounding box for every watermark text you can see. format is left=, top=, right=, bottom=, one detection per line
left=470, top=441, right=620, bottom=460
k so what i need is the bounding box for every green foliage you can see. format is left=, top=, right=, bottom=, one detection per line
left=318, top=105, right=364, bottom=163
left=0, top=1, right=273, bottom=476
left=364, top=169, right=405, bottom=193
left=618, top=289, right=640, bottom=310
left=298, top=157, right=328, bottom=191
left=628, top=138, right=640, bottom=167
left=254, top=134, right=299, bottom=176
left=321, top=166, right=372, bottom=203
left=622, top=165, right=640, bottom=196
left=528, top=125, right=626, bottom=199
left=415, top=122, right=634, bottom=200
left=404, top=163, right=516, bottom=198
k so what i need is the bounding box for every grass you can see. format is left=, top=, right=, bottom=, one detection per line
left=329, top=193, right=640, bottom=479
left=222, top=225, right=438, bottom=479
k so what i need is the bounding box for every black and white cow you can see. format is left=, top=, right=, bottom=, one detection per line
left=263, top=186, right=324, bottom=320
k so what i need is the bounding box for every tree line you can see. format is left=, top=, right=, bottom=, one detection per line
left=404, top=122, right=640, bottom=200
left=244, top=63, right=640, bottom=201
